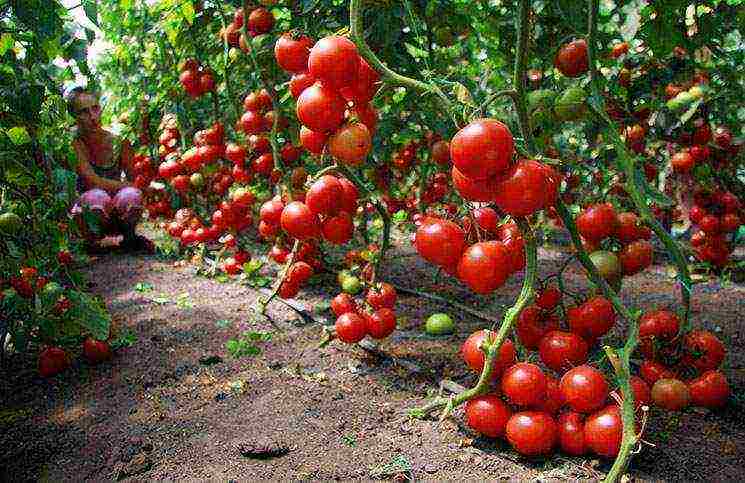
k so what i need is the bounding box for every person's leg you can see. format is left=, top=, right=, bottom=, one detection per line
left=111, top=187, right=153, bottom=252
left=70, top=190, right=112, bottom=250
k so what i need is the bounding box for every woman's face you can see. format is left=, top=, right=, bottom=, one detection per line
left=73, top=92, right=102, bottom=130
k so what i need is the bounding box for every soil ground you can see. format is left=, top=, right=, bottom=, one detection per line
left=2, top=237, right=745, bottom=481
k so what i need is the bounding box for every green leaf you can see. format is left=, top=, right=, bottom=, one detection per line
left=6, top=127, right=31, bottom=145
left=134, top=282, right=154, bottom=292
left=180, top=1, right=195, bottom=24
left=0, top=33, right=13, bottom=56
left=634, top=168, right=674, bottom=208
left=68, top=291, right=111, bottom=340
left=83, top=0, right=100, bottom=28
left=679, top=99, right=703, bottom=124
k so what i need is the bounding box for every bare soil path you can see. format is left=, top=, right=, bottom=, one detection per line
left=2, top=242, right=744, bottom=481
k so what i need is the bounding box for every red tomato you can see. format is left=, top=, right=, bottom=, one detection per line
left=82, top=338, right=113, bottom=364
left=502, top=363, right=548, bottom=406
left=651, top=378, right=690, bottom=411
left=721, top=213, right=741, bottom=232
left=584, top=405, right=622, bottom=457
left=465, top=394, right=512, bottom=438
left=683, top=330, right=725, bottom=372
left=430, top=140, right=450, bottom=165
left=671, top=151, right=695, bottom=173
left=38, top=346, right=70, bottom=378
left=339, top=59, right=380, bottom=103
left=348, top=102, right=378, bottom=134
left=567, top=296, right=616, bottom=341
left=290, top=72, right=316, bottom=99
left=280, top=201, right=321, bottom=240
left=306, top=175, right=343, bottom=216
left=322, top=212, right=354, bottom=245
left=699, top=214, right=720, bottom=234
left=259, top=198, right=284, bottom=225
left=279, top=280, right=299, bottom=299
left=539, top=331, right=589, bottom=372
left=240, top=110, right=267, bottom=134
left=451, top=166, right=498, bottom=202
left=639, top=360, right=676, bottom=386
left=532, top=376, right=565, bottom=414
left=308, top=36, right=360, bottom=89
left=461, top=330, right=516, bottom=378
left=331, top=293, right=358, bottom=317
left=328, top=123, right=372, bottom=165
left=299, top=126, right=328, bottom=154
left=296, top=82, right=347, bottom=133
left=559, top=365, right=609, bottom=414
left=338, top=177, right=359, bottom=214
left=688, top=370, right=730, bottom=408
left=287, top=261, right=314, bottom=285
left=335, top=312, right=367, bottom=343
left=611, top=42, right=629, bottom=58
left=506, top=411, right=558, bottom=456
left=555, top=39, right=588, bottom=77
left=274, top=32, right=313, bottom=73
left=248, top=7, right=274, bottom=34
left=414, top=218, right=466, bottom=270
left=576, top=203, right=619, bottom=243
left=457, top=241, right=511, bottom=294
left=557, top=412, right=586, bottom=455
left=366, top=308, right=396, bottom=339
left=472, top=207, right=498, bottom=232
left=615, top=212, right=646, bottom=244
left=493, top=160, right=557, bottom=216
left=450, top=119, right=514, bottom=180
left=365, top=282, right=396, bottom=309
left=516, top=305, right=559, bottom=350
left=536, top=285, right=562, bottom=310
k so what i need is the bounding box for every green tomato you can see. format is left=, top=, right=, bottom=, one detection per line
left=527, top=89, right=556, bottom=113
left=688, top=85, right=705, bottom=100
left=372, top=218, right=385, bottom=230
left=666, top=91, right=695, bottom=110
left=341, top=276, right=362, bottom=295
left=337, top=269, right=353, bottom=286
left=0, top=212, right=22, bottom=234
left=190, top=173, right=205, bottom=188
left=554, top=86, right=587, bottom=122
left=425, top=313, right=455, bottom=335
left=589, top=250, right=622, bottom=283
left=41, top=281, right=63, bottom=300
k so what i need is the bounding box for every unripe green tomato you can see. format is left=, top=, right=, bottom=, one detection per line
left=589, top=250, right=622, bottom=283
left=372, top=218, right=385, bottom=230
left=554, top=86, right=587, bottom=122
left=190, top=173, right=205, bottom=188
left=341, top=276, right=362, bottom=295
left=41, top=281, right=63, bottom=299
left=337, top=269, right=353, bottom=286
left=0, top=212, right=23, bottom=234
left=425, top=313, right=455, bottom=335
left=666, top=91, right=694, bottom=110
left=527, top=89, right=556, bottom=113
left=688, top=85, right=705, bottom=100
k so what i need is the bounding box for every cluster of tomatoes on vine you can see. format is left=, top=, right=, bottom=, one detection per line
left=178, top=59, right=216, bottom=99
left=219, top=5, right=275, bottom=52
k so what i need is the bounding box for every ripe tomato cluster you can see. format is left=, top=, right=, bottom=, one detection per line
left=178, top=58, right=215, bottom=99
left=332, top=281, right=398, bottom=344
left=637, top=310, right=730, bottom=410
left=688, top=189, right=742, bottom=267
left=220, top=5, right=275, bottom=51
left=37, top=337, right=113, bottom=378
left=577, top=203, right=654, bottom=280
left=276, top=34, right=379, bottom=164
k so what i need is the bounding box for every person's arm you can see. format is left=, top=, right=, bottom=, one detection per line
left=72, top=138, right=126, bottom=195
left=119, top=138, right=135, bottom=181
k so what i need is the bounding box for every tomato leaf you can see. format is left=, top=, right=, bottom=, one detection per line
left=634, top=168, right=674, bottom=208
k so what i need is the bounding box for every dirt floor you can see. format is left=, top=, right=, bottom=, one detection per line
left=2, top=236, right=745, bottom=481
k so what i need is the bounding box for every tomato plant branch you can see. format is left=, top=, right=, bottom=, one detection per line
left=257, top=239, right=300, bottom=315
left=348, top=0, right=455, bottom=120
left=392, top=284, right=501, bottom=325
left=584, top=0, right=691, bottom=325
left=554, top=198, right=639, bottom=483
left=242, top=0, right=281, bottom=173
left=511, top=0, right=536, bottom=155
left=410, top=218, right=537, bottom=419
left=215, top=2, right=242, bottom=125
